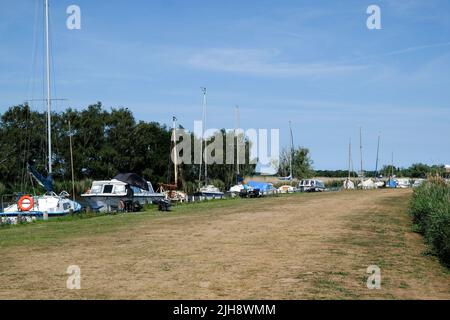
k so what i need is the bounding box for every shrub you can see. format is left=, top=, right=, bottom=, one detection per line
left=324, top=179, right=343, bottom=189
left=209, top=179, right=225, bottom=192
left=409, top=177, right=450, bottom=266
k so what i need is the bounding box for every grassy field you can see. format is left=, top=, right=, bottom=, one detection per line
left=0, top=189, right=449, bottom=299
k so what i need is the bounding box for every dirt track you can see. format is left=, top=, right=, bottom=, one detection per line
left=0, top=189, right=449, bottom=299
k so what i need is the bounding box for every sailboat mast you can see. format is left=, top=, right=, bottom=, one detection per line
left=45, top=0, right=52, bottom=174
left=359, top=127, right=363, bottom=184
left=391, top=152, right=394, bottom=177
left=172, top=116, right=178, bottom=185
left=348, top=138, right=352, bottom=180
left=289, top=121, right=294, bottom=179
left=375, top=133, right=381, bottom=177
left=235, top=105, right=240, bottom=175
left=69, top=120, right=75, bottom=202
left=202, top=87, right=207, bottom=184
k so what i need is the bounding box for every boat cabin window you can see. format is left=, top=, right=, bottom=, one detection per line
left=132, top=186, right=142, bottom=194
left=91, top=185, right=102, bottom=194
left=103, top=185, right=114, bottom=194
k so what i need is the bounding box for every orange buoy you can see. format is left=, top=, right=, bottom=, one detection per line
left=18, top=195, right=34, bottom=212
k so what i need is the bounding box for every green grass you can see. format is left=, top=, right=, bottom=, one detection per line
left=0, top=194, right=306, bottom=248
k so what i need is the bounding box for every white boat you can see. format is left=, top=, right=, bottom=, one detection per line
left=81, top=179, right=164, bottom=212
left=298, top=179, right=325, bottom=192
left=195, top=185, right=225, bottom=200
left=343, top=179, right=355, bottom=190
left=374, top=179, right=385, bottom=188
left=229, top=184, right=245, bottom=197
left=278, top=185, right=295, bottom=193
left=1, top=0, right=81, bottom=219
left=1, top=192, right=82, bottom=219
left=358, top=178, right=378, bottom=190
left=397, top=178, right=411, bottom=189
left=412, top=179, right=425, bottom=188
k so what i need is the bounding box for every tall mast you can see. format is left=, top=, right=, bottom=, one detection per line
left=201, top=87, right=207, bottom=184
left=172, top=116, right=178, bottom=185
left=69, top=120, right=75, bottom=202
left=348, top=138, right=352, bottom=180
left=235, top=105, right=240, bottom=175
left=391, top=152, right=394, bottom=177
left=289, top=121, right=294, bottom=179
left=375, top=133, right=381, bottom=177
left=359, top=127, right=364, bottom=184
left=45, top=0, right=52, bottom=174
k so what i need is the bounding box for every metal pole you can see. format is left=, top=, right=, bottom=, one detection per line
left=348, top=138, right=352, bottom=180
left=235, top=105, right=240, bottom=175
left=202, top=87, right=207, bottom=185
left=360, top=127, right=364, bottom=185
left=289, top=121, right=294, bottom=179
left=391, top=152, right=394, bottom=177
left=69, top=120, right=75, bottom=202
left=375, top=134, right=381, bottom=177
left=172, top=116, right=178, bottom=185
left=45, top=0, right=52, bottom=174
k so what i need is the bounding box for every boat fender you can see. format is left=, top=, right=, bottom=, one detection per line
left=18, top=195, right=34, bottom=211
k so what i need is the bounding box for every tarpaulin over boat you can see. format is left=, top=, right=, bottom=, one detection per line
left=247, top=181, right=275, bottom=192
left=113, top=173, right=149, bottom=191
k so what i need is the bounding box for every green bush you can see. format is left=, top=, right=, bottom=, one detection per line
left=0, top=182, right=5, bottom=195
left=324, top=179, right=343, bottom=188
left=208, top=179, right=225, bottom=192
left=409, top=177, right=450, bottom=266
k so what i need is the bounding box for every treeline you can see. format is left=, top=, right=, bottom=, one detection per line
left=0, top=103, right=254, bottom=194
left=315, top=163, right=447, bottom=179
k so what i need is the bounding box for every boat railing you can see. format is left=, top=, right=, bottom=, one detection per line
left=1, top=194, right=20, bottom=212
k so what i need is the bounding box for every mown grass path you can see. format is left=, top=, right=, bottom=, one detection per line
left=0, top=189, right=448, bottom=299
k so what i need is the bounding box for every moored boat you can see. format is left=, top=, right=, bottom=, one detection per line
left=81, top=174, right=164, bottom=212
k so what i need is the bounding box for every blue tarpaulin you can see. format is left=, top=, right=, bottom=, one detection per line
left=386, top=179, right=397, bottom=188
left=247, top=181, right=274, bottom=192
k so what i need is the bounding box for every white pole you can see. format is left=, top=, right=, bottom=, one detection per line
left=348, top=138, right=352, bottom=180
left=202, top=87, right=207, bottom=185
left=289, top=121, right=294, bottom=179
left=235, top=105, right=240, bottom=175
left=375, top=133, right=381, bottom=177
left=45, top=0, right=52, bottom=174
left=360, top=127, right=364, bottom=185
left=69, top=120, right=75, bottom=202
left=172, top=116, right=178, bottom=185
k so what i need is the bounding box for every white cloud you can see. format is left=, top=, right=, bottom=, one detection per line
left=187, top=48, right=366, bottom=77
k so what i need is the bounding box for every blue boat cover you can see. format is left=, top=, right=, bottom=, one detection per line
left=247, top=181, right=274, bottom=192
left=387, top=179, right=397, bottom=188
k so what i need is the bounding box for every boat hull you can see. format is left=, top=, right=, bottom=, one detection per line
left=0, top=196, right=81, bottom=218
left=81, top=194, right=165, bottom=212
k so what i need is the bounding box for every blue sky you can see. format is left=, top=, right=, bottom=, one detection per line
left=1, top=0, right=449, bottom=170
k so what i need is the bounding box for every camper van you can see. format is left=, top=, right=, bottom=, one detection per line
left=298, top=179, right=325, bottom=192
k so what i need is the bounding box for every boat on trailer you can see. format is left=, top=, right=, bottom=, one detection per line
left=81, top=177, right=164, bottom=212
left=194, top=185, right=225, bottom=200
left=298, top=179, right=325, bottom=192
